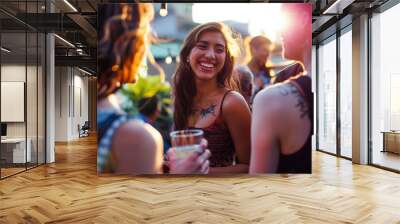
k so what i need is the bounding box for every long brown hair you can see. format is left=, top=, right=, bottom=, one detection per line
left=172, top=22, right=240, bottom=130
left=97, top=3, right=154, bottom=99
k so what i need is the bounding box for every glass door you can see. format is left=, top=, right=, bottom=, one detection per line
left=0, top=0, right=47, bottom=179
left=1, top=30, right=28, bottom=177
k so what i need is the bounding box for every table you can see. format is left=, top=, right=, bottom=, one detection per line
left=381, top=131, right=400, bottom=154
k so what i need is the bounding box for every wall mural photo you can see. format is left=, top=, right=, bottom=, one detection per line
left=97, top=3, right=312, bottom=175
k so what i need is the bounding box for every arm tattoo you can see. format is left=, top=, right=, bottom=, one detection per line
left=279, top=83, right=309, bottom=119
left=193, top=104, right=217, bottom=119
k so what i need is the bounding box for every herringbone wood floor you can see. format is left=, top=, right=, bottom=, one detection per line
left=0, top=135, right=399, bottom=223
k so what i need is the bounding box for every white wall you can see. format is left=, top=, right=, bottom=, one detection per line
left=55, top=66, right=69, bottom=141
left=1, top=65, right=36, bottom=138
left=1, top=65, right=26, bottom=142
left=54, top=67, right=89, bottom=141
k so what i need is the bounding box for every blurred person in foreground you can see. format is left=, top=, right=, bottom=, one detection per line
left=272, top=4, right=312, bottom=84
left=172, top=22, right=251, bottom=173
left=97, top=3, right=210, bottom=174
left=233, top=65, right=254, bottom=108
left=246, top=35, right=273, bottom=95
left=250, top=3, right=313, bottom=173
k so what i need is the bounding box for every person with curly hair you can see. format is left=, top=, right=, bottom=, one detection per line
left=97, top=3, right=210, bottom=174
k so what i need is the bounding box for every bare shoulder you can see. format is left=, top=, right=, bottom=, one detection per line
left=222, top=90, right=249, bottom=112
left=112, top=119, right=163, bottom=154
left=111, top=119, right=163, bottom=174
left=253, top=81, right=309, bottom=119
left=253, top=83, right=290, bottom=111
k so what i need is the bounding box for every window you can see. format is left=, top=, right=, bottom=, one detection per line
left=317, top=36, right=337, bottom=154
left=339, top=29, right=352, bottom=158
left=371, top=3, right=400, bottom=171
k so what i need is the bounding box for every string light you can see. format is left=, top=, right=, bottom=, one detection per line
left=160, top=3, right=168, bottom=17
left=165, top=56, right=172, bottom=64
left=165, top=48, right=172, bottom=64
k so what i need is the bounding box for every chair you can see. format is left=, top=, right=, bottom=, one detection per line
left=78, top=121, right=90, bottom=138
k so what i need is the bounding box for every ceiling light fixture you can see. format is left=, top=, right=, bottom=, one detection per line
left=54, top=34, right=75, bottom=48
left=63, top=0, right=78, bottom=12
left=323, top=0, right=355, bottom=15
left=323, top=0, right=341, bottom=14
left=1, top=47, right=11, bottom=53
left=78, top=67, right=93, bottom=76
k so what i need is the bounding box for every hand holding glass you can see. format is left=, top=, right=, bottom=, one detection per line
left=170, top=129, right=203, bottom=158
left=168, top=129, right=210, bottom=174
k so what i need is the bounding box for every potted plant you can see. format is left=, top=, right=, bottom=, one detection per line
left=120, top=75, right=173, bottom=153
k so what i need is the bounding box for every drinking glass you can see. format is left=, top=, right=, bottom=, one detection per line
left=169, top=129, right=203, bottom=159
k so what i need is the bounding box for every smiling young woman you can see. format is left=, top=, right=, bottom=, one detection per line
left=172, top=22, right=251, bottom=174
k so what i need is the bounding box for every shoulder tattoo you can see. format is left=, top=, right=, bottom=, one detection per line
left=278, top=83, right=309, bottom=119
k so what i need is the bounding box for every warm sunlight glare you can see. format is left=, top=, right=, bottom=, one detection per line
left=192, top=3, right=287, bottom=42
